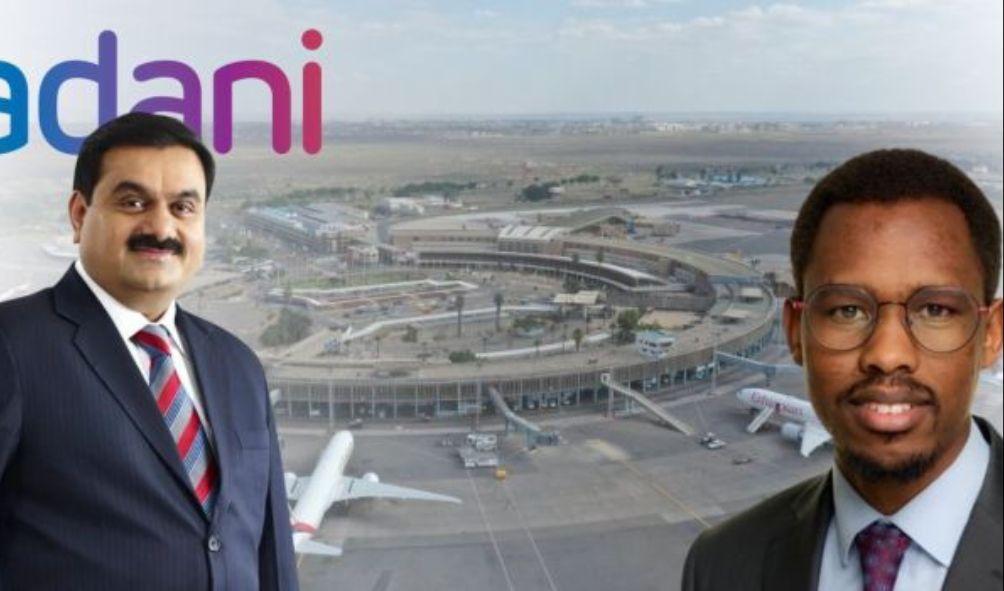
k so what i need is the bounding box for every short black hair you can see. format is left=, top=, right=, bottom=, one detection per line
left=73, top=112, right=215, bottom=204
left=791, top=148, right=1001, bottom=304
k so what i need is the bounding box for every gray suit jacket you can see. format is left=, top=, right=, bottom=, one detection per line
left=682, top=416, right=1003, bottom=591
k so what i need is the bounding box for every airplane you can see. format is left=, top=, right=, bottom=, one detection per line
left=736, top=388, right=831, bottom=457
left=283, top=430, right=461, bottom=557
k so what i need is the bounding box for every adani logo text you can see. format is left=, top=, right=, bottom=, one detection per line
left=0, top=29, right=324, bottom=155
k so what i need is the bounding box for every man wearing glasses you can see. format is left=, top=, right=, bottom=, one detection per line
left=683, top=149, right=1003, bottom=591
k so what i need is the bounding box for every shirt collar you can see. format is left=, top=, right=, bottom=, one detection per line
left=831, top=418, right=990, bottom=568
left=74, top=259, right=186, bottom=354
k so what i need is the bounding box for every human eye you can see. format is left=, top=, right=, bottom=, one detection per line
left=812, top=288, right=872, bottom=325
left=118, top=195, right=145, bottom=210
left=828, top=304, right=867, bottom=323
left=920, top=303, right=954, bottom=317
left=914, top=299, right=961, bottom=323
left=910, top=289, right=970, bottom=324
left=173, top=200, right=197, bottom=216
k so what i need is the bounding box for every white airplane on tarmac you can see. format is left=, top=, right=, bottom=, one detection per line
left=283, top=430, right=462, bottom=557
left=736, top=388, right=832, bottom=457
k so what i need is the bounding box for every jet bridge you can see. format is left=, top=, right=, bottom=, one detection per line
left=486, top=386, right=560, bottom=448
left=713, top=350, right=800, bottom=386
left=600, top=373, right=694, bottom=436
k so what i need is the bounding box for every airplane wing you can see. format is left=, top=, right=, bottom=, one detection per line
left=799, top=423, right=831, bottom=457
left=296, top=539, right=343, bottom=557
left=745, top=407, right=774, bottom=433
left=337, top=477, right=462, bottom=504
left=285, top=473, right=310, bottom=501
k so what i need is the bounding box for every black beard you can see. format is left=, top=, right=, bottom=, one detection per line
left=839, top=448, right=938, bottom=483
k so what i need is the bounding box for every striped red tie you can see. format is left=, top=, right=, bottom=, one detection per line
left=133, top=324, right=219, bottom=515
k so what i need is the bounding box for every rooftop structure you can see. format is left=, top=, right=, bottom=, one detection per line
left=553, top=291, right=602, bottom=306
left=635, top=330, right=677, bottom=359
left=245, top=204, right=368, bottom=253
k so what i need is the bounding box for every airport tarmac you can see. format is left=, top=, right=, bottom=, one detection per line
left=284, top=369, right=833, bottom=591
left=283, top=360, right=1003, bottom=591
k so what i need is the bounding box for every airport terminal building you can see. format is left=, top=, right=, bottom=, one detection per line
left=266, top=207, right=780, bottom=424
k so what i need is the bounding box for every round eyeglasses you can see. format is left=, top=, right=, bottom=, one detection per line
left=790, top=285, right=992, bottom=353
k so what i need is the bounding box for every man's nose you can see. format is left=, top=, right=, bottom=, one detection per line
left=857, top=305, right=919, bottom=375
left=138, top=201, right=177, bottom=241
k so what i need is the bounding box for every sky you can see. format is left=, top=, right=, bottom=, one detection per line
left=1, top=0, right=1002, bottom=120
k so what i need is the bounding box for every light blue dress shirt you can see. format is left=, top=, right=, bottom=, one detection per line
left=817, top=419, right=990, bottom=591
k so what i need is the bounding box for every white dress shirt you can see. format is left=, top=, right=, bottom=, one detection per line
left=817, top=418, right=990, bottom=591
left=74, top=259, right=214, bottom=442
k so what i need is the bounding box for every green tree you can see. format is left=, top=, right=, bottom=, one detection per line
left=615, top=309, right=642, bottom=344
left=572, top=328, right=584, bottom=352
left=261, top=308, right=312, bottom=347
left=448, top=349, right=477, bottom=363
left=455, top=293, right=465, bottom=337
left=520, top=183, right=554, bottom=202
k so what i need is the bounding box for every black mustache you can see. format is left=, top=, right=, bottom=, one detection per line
left=843, top=372, right=935, bottom=406
left=127, top=234, right=183, bottom=255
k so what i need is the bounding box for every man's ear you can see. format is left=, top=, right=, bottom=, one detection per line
left=782, top=297, right=804, bottom=366
left=68, top=191, right=87, bottom=244
left=978, top=297, right=1003, bottom=371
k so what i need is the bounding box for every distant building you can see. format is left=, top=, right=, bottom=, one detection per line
left=346, top=244, right=379, bottom=267
left=497, top=225, right=566, bottom=255
left=390, top=218, right=499, bottom=251
left=635, top=330, right=676, bottom=359
left=378, top=197, right=425, bottom=216
left=244, top=203, right=367, bottom=253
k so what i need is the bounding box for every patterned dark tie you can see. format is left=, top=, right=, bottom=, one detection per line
left=854, top=520, right=912, bottom=591
left=132, top=324, right=219, bottom=516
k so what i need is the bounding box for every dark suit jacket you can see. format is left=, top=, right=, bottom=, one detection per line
left=682, top=416, right=1003, bottom=591
left=0, top=266, right=298, bottom=590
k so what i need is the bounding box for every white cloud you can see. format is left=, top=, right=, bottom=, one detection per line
left=0, top=0, right=999, bottom=117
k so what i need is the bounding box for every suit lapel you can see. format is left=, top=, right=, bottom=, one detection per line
left=762, top=473, right=833, bottom=591
left=54, top=266, right=200, bottom=514
left=943, top=417, right=1004, bottom=590
left=175, top=307, right=235, bottom=521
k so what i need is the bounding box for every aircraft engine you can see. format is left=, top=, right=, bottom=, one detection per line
left=780, top=422, right=805, bottom=442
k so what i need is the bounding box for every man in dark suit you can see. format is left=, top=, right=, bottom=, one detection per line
left=683, top=149, right=1003, bottom=591
left=0, top=113, right=298, bottom=589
